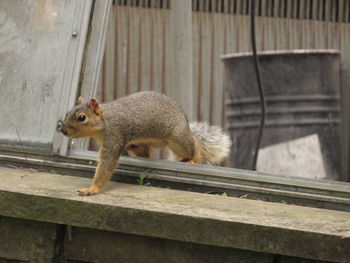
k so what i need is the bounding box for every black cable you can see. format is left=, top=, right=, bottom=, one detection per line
left=250, top=0, right=267, bottom=170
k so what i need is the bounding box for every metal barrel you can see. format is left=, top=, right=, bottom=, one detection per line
left=222, top=50, right=342, bottom=180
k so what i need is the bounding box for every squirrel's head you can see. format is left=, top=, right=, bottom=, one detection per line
left=58, top=97, right=105, bottom=139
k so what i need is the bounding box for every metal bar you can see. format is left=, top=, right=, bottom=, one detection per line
left=227, top=106, right=341, bottom=117
left=225, top=94, right=341, bottom=106
left=51, top=0, right=94, bottom=156
left=0, top=152, right=349, bottom=212
left=71, top=0, right=113, bottom=153
left=227, top=119, right=341, bottom=129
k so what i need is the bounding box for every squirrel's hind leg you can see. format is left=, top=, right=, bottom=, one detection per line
left=125, top=143, right=152, bottom=158
left=168, top=133, right=202, bottom=164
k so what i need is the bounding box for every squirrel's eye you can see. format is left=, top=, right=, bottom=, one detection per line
left=78, top=115, right=86, bottom=122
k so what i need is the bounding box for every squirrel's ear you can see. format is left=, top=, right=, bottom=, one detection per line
left=88, top=98, right=100, bottom=114
left=77, top=97, right=85, bottom=105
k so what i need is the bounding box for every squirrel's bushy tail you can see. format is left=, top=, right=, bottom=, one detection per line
left=169, top=122, right=232, bottom=165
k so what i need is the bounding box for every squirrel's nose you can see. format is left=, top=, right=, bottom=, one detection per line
left=56, top=120, right=64, bottom=134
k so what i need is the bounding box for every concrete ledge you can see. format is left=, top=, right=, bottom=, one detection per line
left=0, top=166, right=349, bottom=262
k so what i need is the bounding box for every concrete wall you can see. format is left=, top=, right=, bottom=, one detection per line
left=0, top=166, right=349, bottom=263
left=0, top=216, right=332, bottom=263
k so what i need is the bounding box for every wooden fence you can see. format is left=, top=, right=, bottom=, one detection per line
left=95, top=2, right=350, bottom=177
left=97, top=3, right=350, bottom=126
left=114, top=0, right=350, bottom=22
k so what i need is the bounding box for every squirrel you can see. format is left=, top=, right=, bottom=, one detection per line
left=58, top=91, right=231, bottom=196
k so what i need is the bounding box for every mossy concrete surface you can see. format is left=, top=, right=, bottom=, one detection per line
left=0, top=166, right=349, bottom=262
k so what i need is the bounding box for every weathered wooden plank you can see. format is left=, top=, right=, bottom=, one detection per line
left=139, top=8, right=152, bottom=92
left=300, top=19, right=314, bottom=49
left=325, top=0, right=331, bottom=22
left=256, top=0, right=262, bottom=17
left=102, top=5, right=116, bottom=101
left=286, top=0, right=293, bottom=18
left=115, top=6, right=128, bottom=98
left=260, top=17, right=276, bottom=51
left=126, top=7, right=140, bottom=94
left=330, top=22, right=341, bottom=50
left=236, top=0, right=241, bottom=15
left=192, top=13, right=200, bottom=120
left=212, top=0, right=217, bottom=13
left=237, top=15, right=250, bottom=52
left=224, top=13, right=239, bottom=53
left=273, top=0, right=279, bottom=18
left=162, top=9, right=171, bottom=96
left=169, top=0, right=194, bottom=119
left=210, top=13, right=225, bottom=126
left=279, top=0, right=285, bottom=18
left=287, top=19, right=301, bottom=49
left=345, top=0, right=350, bottom=23
left=241, top=0, right=248, bottom=15
left=339, top=0, right=345, bottom=23
left=204, top=0, right=210, bottom=12
left=305, top=0, right=309, bottom=19
left=223, top=0, right=229, bottom=13
left=318, top=0, right=324, bottom=21
left=197, top=12, right=212, bottom=122
left=275, top=18, right=284, bottom=50
left=269, top=0, right=274, bottom=17
left=150, top=9, right=166, bottom=93
left=314, top=20, right=327, bottom=50
left=311, top=0, right=317, bottom=20
left=254, top=16, right=265, bottom=51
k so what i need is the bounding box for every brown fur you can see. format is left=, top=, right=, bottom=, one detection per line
left=59, top=91, right=230, bottom=196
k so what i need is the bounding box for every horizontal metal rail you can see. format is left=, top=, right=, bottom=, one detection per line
left=0, top=149, right=349, bottom=212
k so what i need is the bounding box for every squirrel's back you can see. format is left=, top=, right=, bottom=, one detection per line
left=102, top=91, right=191, bottom=142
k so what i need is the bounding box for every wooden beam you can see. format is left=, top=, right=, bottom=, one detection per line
left=169, top=0, right=194, bottom=120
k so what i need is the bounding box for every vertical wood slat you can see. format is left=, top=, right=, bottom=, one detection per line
left=115, top=6, right=128, bottom=98
left=317, top=0, right=326, bottom=20
left=339, top=0, right=345, bottom=23
left=345, top=0, right=350, bottom=23
left=286, top=0, right=293, bottom=18
left=273, top=0, right=280, bottom=18
left=211, top=13, right=225, bottom=125
left=139, top=8, right=152, bottom=92
left=192, top=13, right=200, bottom=121
left=102, top=6, right=116, bottom=102
left=197, top=12, right=212, bottom=122
left=127, top=8, right=140, bottom=94
left=325, top=0, right=331, bottom=21
left=259, top=0, right=265, bottom=17
left=311, top=0, right=317, bottom=20
left=223, top=0, right=229, bottom=13
left=161, top=9, right=171, bottom=96
left=236, top=0, right=241, bottom=15
left=151, top=9, right=166, bottom=93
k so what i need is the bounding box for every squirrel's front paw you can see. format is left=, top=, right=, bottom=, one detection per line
left=78, top=186, right=100, bottom=196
